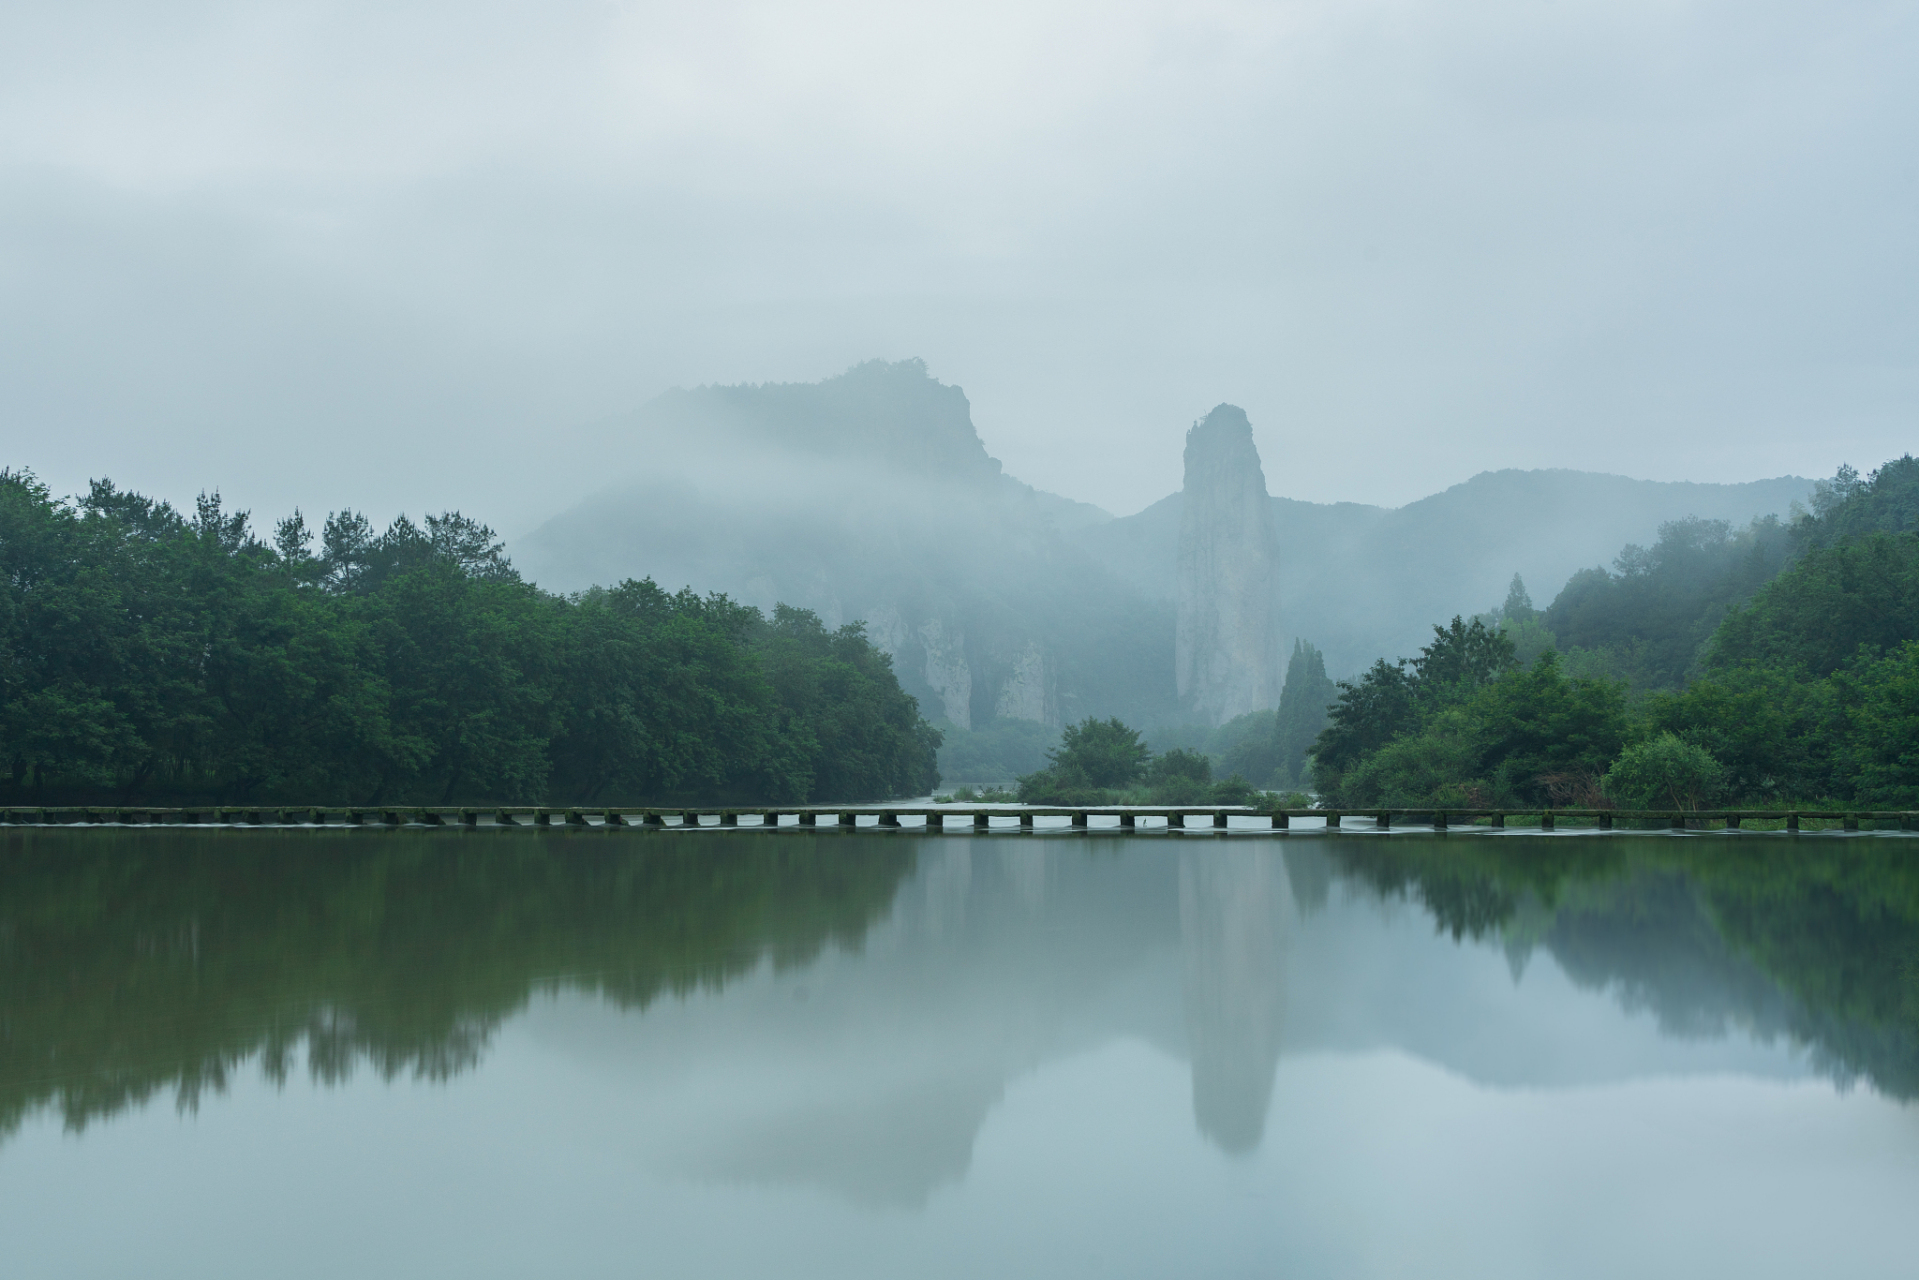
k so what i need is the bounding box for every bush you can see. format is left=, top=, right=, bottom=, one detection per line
left=1150, top=775, right=1208, bottom=805
left=1334, top=710, right=1488, bottom=808
left=1048, top=717, right=1150, bottom=788
left=1604, top=733, right=1727, bottom=810
left=1207, top=775, right=1258, bottom=806
left=1148, top=747, right=1211, bottom=785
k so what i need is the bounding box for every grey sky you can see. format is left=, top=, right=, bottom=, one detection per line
left=2, top=0, right=1913, bottom=533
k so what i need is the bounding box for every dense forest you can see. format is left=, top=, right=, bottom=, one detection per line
left=1312, top=456, right=1919, bottom=810
left=0, top=471, right=940, bottom=805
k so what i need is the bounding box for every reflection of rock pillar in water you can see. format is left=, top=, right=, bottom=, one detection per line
left=1180, top=846, right=1295, bottom=1154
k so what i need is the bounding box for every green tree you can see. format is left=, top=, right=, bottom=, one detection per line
left=1604, top=733, right=1727, bottom=810
left=0, top=475, right=941, bottom=806
left=1335, top=709, right=1486, bottom=808
left=1833, top=642, right=1919, bottom=807
left=1312, top=659, right=1418, bottom=789
left=1502, top=573, right=1535, bottom=621
left=1271, top=640, right=1336, bottom=787
left=1410, top=615, right=1519, bottom=704
left=1048, top=716, right=1150, bottom=788
left=1640, top=665, right=1837, bottom=802
left=755, top=605, right=941, bottom=801
left=1708, top=533, right=1919, bottom=678
left=1471, top=651, right=1629, bottom=804
left=1793, top=456, right=1919, bottom=552
left=1545, top=516, right=1792, bottom=690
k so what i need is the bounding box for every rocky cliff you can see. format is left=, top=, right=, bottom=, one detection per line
left=1175, top=405, right=1282, bottom=723
left=512, top=360, right=1174, bottom=732
left=1078, top=468, right=1813, bottom=680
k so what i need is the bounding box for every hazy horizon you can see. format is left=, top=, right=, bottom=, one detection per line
left=3, top=1, right=1912, bottom=534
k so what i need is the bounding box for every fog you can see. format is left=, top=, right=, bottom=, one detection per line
left=3, top=0, right=1913, bottom=533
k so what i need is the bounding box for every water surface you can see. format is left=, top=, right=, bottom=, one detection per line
left=2, top=828, right=1915, bottom=1277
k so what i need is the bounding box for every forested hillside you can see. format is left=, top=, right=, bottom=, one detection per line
left=1310, top=456, right=1919, bottom=810
left=0, top=471, right=939, bottom=806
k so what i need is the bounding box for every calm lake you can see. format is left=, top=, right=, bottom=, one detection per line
left=3, top=827, right=1916, bottom=1278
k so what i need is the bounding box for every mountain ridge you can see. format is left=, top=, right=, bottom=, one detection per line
left=513, top=360, right=1814, bottom=727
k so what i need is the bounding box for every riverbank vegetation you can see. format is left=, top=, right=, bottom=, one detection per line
left=0, top=471, right=940, bottom=805
left=1009, top=716, right=1293, bottom=807
left=1313, top=456, right=1919, bottom=811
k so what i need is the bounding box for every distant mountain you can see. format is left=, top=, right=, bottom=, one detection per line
left=1069, top=469, right=1814, bottom=678
left=515, top=359, right=1814, bottom=732
left=515, top=361, right=1174, bottom=731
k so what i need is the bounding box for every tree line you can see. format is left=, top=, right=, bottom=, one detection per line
left=1312, top=455, right=1919, bottom=810
left=0, top=471, right=940, bottom=805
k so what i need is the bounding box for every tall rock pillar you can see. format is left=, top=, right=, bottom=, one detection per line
left=1176, top=404, right=1281, bottom=723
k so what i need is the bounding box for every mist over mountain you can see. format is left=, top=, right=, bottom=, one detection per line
left=1074, top=469, right=1814, bottom=680
left=515, top=361, right=1812, bottom=736
left=516, top=360, right=1170, bottom=732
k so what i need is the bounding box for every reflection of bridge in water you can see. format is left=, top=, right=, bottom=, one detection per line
left=3, top=828, right=1908, bottom=1206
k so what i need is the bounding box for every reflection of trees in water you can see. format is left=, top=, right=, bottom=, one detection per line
left=1327, top=837, right=1919, bottom=1101
left=0, top=829, right=916, bottom=1140
left=1180, top=847, right=1295, bottom=1153
left=8, top=824, right=1914, bottom=1180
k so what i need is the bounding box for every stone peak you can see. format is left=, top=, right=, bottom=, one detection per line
left=1187, top=403, right=1252, bottom=441
left=1182, top=403, right=1266, bottom=491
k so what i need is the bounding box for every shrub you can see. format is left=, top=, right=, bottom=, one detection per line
left=1604, top=733, right=1727, bottom=810
left=1148, top=747, right=1211, bottom=785
left=1207, top=775, right=1257, bottom=806
left=1048, top=717, right=1150, bottom=788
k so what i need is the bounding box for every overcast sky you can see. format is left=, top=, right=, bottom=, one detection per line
left=2, top=0, right=1914, bottom=532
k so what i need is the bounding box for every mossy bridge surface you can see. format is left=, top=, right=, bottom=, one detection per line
left=2, top=805, right=1915, bottom=833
